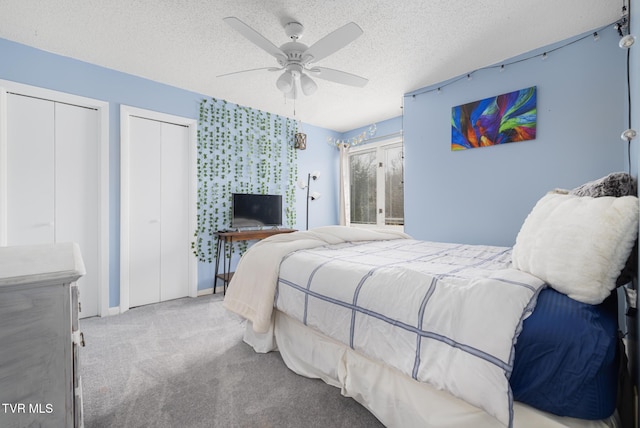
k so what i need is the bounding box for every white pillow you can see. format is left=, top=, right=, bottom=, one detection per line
left=512, top=192, right=639, bottom=304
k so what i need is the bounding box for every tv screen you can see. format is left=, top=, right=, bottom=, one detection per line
left=232, top=193, right=283, bottom=228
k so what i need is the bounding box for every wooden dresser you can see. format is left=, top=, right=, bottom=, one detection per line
left=0, top=243, right=86, bottom=428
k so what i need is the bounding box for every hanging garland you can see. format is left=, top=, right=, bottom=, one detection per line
left=192, top=97, right=298, bottom=263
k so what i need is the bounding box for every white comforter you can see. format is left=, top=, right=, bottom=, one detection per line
left=223, top=226, right=410, bottom=333
left=223, top=226, right=545, bottom=427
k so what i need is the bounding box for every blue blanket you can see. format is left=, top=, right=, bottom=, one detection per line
left=510, top=287, right=618, bottom=419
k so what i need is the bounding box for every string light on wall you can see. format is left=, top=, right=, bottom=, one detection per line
left=619, top=34, right=636, bottom=48
left=616, top=3, right=635, bottom=48
left=616, top=0, right=634, bottom=173
left=405, top=15, right=630, bottom=99
left=621, top=129, right=637, bottom=142
left=326, top=123, right=377, bottom=148
left=614, top=3, right=631, bottom=38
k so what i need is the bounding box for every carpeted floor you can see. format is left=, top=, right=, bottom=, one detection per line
left=79, top=294, right=384, bottom=427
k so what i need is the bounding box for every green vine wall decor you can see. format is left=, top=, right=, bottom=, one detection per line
left=192, top=97, right=298, bottom=263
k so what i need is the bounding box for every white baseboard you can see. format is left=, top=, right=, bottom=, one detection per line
left=103, top=290, right=222, bottom=317
left=198, top=286, right=225, bottom=296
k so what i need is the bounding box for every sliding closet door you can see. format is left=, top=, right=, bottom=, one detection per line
left=4, top=90, right=104, bottom=318
left=126, top=115, right=191, bottom=308
left=6, top=94, right=55, bottom=245
left=55, top=103, right=101, bottom=317
left=1, top=81, right=108, bottom=317
left=159, top=122, right=190, bottom=302
left=128, top=117, right=163, bottom=307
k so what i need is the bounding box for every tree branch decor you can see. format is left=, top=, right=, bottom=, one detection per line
left=193, top=97, right=298, bottom=263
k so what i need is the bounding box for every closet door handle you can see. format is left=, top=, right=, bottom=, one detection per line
left=150, top=219, right=160, bottom=224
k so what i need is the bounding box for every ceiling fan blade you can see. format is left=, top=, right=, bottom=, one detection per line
left=216, top=67, right=281, bottom=78
left=304, top=22, right=363, bottom=63
left=310, top=67, right=368, bottom=87
left=223, top=17, right=286, bottom=61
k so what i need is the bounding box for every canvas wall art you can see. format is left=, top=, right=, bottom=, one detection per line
left=451, top=86, right=537, bottom=151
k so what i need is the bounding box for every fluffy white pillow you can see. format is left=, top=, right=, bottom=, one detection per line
left=512, top=192, right=639, bottom=304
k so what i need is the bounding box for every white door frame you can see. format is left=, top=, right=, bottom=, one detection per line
left=0, top=79, right=110, bottom=316
left=120, top=105, right=198, bottom=313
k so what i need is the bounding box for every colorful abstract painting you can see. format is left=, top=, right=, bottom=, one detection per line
left=451, top=86, right=537, bottom=151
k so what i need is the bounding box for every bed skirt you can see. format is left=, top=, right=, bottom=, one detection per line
left=244, top=311, right=620, bottom=428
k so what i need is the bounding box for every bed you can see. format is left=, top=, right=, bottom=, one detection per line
left=223, top=173, right=639, bottom=428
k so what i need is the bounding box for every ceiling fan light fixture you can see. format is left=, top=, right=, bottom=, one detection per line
left=300, top=73, right=318, bottom=96
left=276, top=70, right=294, bottom=93
left=285, top=83, right=298, bottom=99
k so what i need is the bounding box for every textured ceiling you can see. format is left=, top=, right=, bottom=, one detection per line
left=0, top=0, right=623, bottom=132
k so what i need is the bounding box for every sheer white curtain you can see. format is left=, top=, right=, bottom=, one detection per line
left=339, top=143, right=351, bottom=226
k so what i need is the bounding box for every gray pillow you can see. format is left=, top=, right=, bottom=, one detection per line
left=569, top=172, right=638, bottom=286
left=570, top=172, right=637, bottom=197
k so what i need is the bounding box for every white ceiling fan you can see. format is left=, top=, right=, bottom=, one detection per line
left=218, top=17, right=368, bottom=99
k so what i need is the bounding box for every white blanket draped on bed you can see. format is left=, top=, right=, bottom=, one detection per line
left=223, top=226, right=410, bottom=333
left=223, top=226, right=546, bottom=427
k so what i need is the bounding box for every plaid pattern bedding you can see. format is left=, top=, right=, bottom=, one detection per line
left=275, top=239, right=545, bottom=427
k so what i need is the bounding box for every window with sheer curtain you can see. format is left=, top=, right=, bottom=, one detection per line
left=348, top=140, right=404, bottom=229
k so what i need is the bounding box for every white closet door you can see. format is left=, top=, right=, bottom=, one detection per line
left=160, top=122, right=190, bottom=301
left=6, top=94, right=55, bottom=245
left=5, top=95, right=101, bottom=318
left=129, top=117, right=162, bottom=308
left=1, top=82, right=108, bottom=318
left=121, top=105, right=196, bottom=312
left=54, top=103, right=100, bottom=317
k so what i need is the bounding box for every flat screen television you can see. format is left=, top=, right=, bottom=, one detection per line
left=232, top=193, right=283, bottom=229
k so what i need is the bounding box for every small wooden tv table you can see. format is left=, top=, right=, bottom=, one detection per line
left=214, top=228, right=297, bottom=295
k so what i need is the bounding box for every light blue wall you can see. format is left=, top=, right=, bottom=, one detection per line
left=296, top=123, right=340, bottom=229
left=0, top=37, right=340, bottom=308
left=402, top=25, right=628, bottom=247
left=341, top=116, right=402, bottom=142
